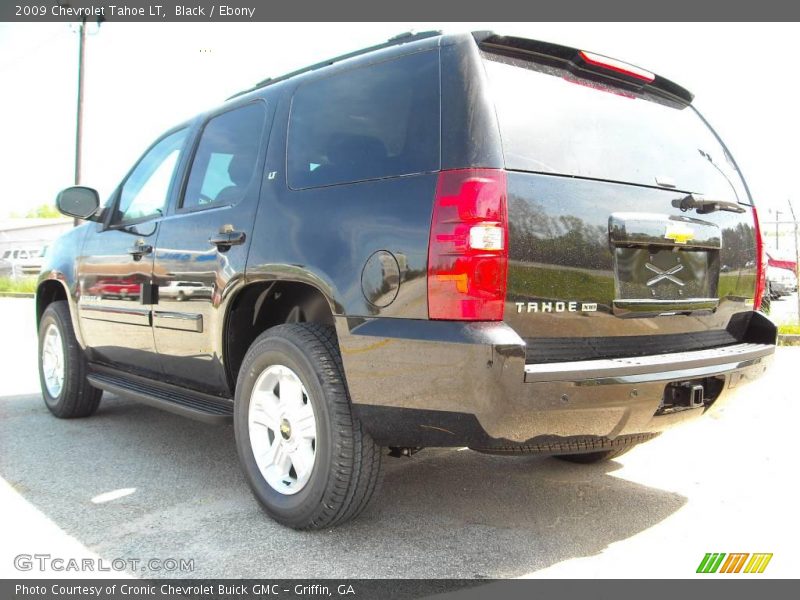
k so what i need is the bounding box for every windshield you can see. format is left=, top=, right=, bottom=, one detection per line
left=482, top=52, right=750, bottom=203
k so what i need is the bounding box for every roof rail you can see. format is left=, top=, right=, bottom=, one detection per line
left=227, top=30, right=442, bottom=100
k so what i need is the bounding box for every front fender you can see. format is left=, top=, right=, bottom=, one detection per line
left=36, top=223, right=91, bottom=347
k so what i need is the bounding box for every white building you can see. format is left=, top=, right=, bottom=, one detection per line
left=0, top=218, right=74, bottom=275
left=0, top=218, right=74, bottom=255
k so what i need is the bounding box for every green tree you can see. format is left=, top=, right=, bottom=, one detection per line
left=24, top=204, right=61, bottom=219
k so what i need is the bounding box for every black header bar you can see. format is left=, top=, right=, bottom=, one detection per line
left=3, top=0, right=800, bottom=22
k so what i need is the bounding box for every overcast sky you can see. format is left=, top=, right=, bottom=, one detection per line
left=1, top=22, right=797, bottom=230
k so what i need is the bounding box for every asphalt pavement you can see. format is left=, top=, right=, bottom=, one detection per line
left=0, top=297, right=797, bottom=578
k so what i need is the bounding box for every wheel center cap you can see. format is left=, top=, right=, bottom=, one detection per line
left=279, top=418, right=292, bottom=440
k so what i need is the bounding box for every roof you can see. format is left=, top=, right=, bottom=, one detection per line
left=227, top=30, right=444, bottom=100
left=223, top=29, right=692, bottom=109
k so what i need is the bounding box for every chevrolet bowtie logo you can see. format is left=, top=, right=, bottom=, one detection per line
left=665, top=221, right=695, bottom=244
left=645, top=262, right=685, bottom=286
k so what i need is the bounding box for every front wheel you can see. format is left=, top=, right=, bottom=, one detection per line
left=234, top=323, right=383, bottom=529
left=38, top=300, right=102, bottom=418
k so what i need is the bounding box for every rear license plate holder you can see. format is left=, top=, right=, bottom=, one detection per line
left=614, top=246, right=716, bottom=301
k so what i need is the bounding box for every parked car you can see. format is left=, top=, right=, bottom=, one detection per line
left=2, top=247, right=44, bottom=276
left=159, top=281, right=213, bottom=301
left=0, top=257, right=15, bottom=278
left=87, top=277, right=142, bottom=300
left=766, top=265, right=797, bottom=298
left=36, top=31, right=776, bottom=529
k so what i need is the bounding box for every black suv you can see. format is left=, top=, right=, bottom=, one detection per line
left=38, top=31, right=776, bottom=529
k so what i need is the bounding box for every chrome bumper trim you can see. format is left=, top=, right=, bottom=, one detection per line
left=524, top=342, right=774, bottom=383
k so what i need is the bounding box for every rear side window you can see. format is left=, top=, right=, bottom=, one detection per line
left=482, top=52, right=749, bottom=203
left=287, top=50, right=440, bottom=190
left=182, top=102, right=266, bottom=210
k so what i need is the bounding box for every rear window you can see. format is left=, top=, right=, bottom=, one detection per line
left=482, top=52, right=749, bottom=203
left=287, top=50, right=440, bottom=189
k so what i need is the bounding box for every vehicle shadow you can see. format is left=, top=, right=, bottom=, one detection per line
left=0, top=392, right=686, bottom=578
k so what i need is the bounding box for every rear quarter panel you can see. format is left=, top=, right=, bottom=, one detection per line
left=245, top=67, right=440, bottom=320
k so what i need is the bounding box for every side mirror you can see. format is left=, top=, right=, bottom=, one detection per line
left=56, top=186, right=100, bottom=220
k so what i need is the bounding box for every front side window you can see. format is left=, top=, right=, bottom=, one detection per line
left=116, top=129, right=188, bottom=223
left=287, top=50, right=440, bottom=189
left=181, top=103, right=266, bottom=210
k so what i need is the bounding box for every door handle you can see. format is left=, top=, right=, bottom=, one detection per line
left=209, top=225, right=246, bottom=251
left=128, top=239, right=153, bottom=261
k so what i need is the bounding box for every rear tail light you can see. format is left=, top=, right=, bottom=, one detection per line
left=427, top=169, right=508, bottom=320
left=753, top=205, right=767, bottom=310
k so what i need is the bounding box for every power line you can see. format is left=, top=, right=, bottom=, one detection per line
left=0, top=26, right=69, bottom=73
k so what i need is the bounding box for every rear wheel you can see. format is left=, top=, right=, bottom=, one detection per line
left=38, top=301, right=102, bottom=418
left=234, top=323, right=383, bottom=529
left=554, top=445, right=635, bottom=464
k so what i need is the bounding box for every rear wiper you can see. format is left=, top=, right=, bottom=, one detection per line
left=673, top=193, right=746, bottom=214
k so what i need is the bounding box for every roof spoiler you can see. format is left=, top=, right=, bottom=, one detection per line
left=473, top=32, right=694, bottom=104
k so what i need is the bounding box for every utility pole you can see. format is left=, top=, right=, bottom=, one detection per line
left=775, top=210, right=782, bottom=250
left=74, top=16, right=86, bottom=188
left=71, top=16, right=87, bottom=226
left=70, top=11, right=102, bottom=224
left=788, top=199, right=800, bottom=325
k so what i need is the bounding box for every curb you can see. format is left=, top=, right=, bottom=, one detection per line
left=778, top=334, right=800, bottom=346
left=0, top=292, right=34, bottom=298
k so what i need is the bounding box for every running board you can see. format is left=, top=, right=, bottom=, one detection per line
left=87, top=367, right=233, bottom=424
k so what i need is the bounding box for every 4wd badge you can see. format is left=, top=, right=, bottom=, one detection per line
left=664, top=221, right=695, bottom=244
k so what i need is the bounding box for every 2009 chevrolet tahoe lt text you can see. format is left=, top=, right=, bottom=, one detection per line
left=36, top=31, right=776, bottom=529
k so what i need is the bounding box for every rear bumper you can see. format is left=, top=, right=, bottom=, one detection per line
left=336, top=312, right=776, bottom=449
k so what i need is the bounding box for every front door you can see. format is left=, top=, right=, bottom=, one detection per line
left=152, top=101, right=271, bottom=395
left=78, top=128, right=189, bottom=377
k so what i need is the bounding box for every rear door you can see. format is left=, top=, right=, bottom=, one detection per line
left=479, top=44, right=759, bottom=361
left=151, top=100, right=271, bottom=396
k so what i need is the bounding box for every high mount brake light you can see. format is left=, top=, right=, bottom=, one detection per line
left=427, top=169, right=509, bottom=321
left=753, top=205, right=767, bottom=311
left=578, top=50, right=655, bottom=84
left=561, top=73, right=638, bottom=99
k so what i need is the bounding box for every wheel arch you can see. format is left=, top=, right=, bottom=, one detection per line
left=222, top=275, right=341, bottom=393
left=36, top=276, right=76, bottom=335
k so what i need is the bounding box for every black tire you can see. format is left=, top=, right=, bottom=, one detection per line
left=38, top=300, right=102, bottom=418
left=234, top=323, right=383, bottom=529
left=554, top=445, right=635, bottom=464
